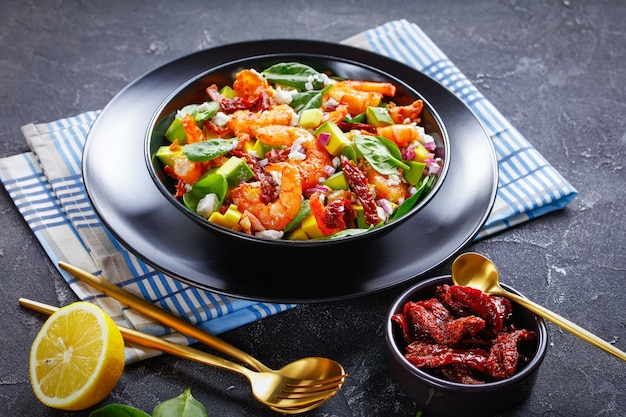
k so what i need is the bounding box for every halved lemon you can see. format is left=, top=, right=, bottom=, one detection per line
left=29, top=301, right=125, bottom=410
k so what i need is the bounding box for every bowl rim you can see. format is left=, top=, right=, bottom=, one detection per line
left=385, top=274, right=549, bottom=393
left=144, top=52, right=451, bottom=246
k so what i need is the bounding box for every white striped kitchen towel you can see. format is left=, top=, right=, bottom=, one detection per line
left=0, top=20, right=576, bottom=363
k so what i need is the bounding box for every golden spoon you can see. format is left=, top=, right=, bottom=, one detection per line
left=57, top=262, right=346, bottom=383
left=451, top=252, right=626, bottom=362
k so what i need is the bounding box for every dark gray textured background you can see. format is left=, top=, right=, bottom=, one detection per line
left=1, top=1, right=624, bottom=416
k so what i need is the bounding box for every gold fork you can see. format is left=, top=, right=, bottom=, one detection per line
left=20, top=298, right=346, bottom=414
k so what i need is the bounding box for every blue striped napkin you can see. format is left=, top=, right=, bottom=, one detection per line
left=0, top=20, right=576, bottom=363
left=344, top=20, right=577, bottom=238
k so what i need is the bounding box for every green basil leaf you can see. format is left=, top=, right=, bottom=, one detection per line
left=390, top=175, right=437, bottom=221
left=354, top=134, right=410, bottom=175
left=183, top=138, right=237, bottom=162
left=183, top=173, right=228, bottom=212
left=152, top=388, right=208, bottom=417
left=89, top=404, right=151, bottom=417
left=262, top=62, right=323, bottom=91
left=192, top=101, right=220, bottom=123
left=284, top=200, right=311, bottom=233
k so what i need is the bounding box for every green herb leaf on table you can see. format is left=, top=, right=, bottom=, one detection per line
left=152, top=388, right=208, bottom=417
left=88, top=403, right=151, bottom=417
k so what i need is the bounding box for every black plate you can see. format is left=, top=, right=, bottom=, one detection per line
left=83, top=40, right=497, bottom=303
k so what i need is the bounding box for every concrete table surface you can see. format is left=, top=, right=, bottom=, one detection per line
left=1, top=1, right=624, bottom=416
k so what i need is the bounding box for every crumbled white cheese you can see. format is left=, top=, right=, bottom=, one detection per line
left=255, top=230, right=284, bottom=240
left=305, top=73, right=333, bottom=91
left=288, top=136, right=308, bottom=161
left=273, top=86, right=293, bottom=105
left=196, top=194, right=220, bottom=218
left=386, top=174, right=402, bottom=186
left=212, top=111, right=231, bottom=127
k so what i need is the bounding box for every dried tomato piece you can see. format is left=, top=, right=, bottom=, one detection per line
left=485, top=329, right=536, bottom=379
left=336, top=120, right=377, bottom=134
left=403, top=299, right=485, bottom=345
left=309, top=192, right=345, bottom=236
left=231, top=150, right=277, bottom=203
left=405, top=341, right=489, bottom=373
left=438, top=285, right=512, bottom=334
left=340, top=155, right=378, bottom=226
left=439, top=364, right=486, bottom=385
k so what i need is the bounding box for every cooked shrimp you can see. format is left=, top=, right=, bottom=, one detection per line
left=256, top=125, right=333, bottom=190
left=364, top=163, right=411, bottom=204
left=388, top=99, right=424, bottom=124
left=164, top=154, right=206, bottom=185
left=233, top=69, right=271, bottom=101
left=231, top=162, right=302, bottom=231
left=227, top=104, right=297, bottom=138
left=181, top=114, right=205, bottom=143
left=377, top=124, right=421, bottom=147
left=338, top=80, right=397, bottom=96
left=324, top=80, right=396, bottom=115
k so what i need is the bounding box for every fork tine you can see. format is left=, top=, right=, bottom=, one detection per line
left=283, top=374, right=348, bottom=391
left=277, top=374, right=347, bottom=401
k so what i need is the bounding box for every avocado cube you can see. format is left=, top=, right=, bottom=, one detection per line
left=216, top=156, right=254, bottom=188
left=314, top=121, right=351, bottom=156
left=209, top=204, right=242, bottom=229
left=286, top=226, right=309, bottom=241
left=155, top=145, right=183, bottom=167
left=165, top=117, right=187, bottom=144
left=404, top=160, right=426, bottom=186
left=353, top=204, right=368, bottom=229
left=412, top=143, right=432, bottom=162
left=366, top=106, right=394, bottom=127
left=219, top=85, right=236, bottom=98
left=301, top=213, right=324, bottom=239
left=298, top=108, right=324, bottom=128
left=323, top=171, right=349, bottom=190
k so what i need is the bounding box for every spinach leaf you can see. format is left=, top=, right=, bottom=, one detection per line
left=183, top=138, right=237, bottom=162
left=88, top=404, right=151, bottom=417
left=152, top=388, right=208, bottom=417
left=390, top=175, right=437, bottom=221
left=183, top=173, right=228, bottom=213
left=284, top=200, right=311, bottom=233
left=354, top=134, right=410, bottom=175
left=289, top=85, right=331, bottom=114
left=262, top=62, right=324, bottom=91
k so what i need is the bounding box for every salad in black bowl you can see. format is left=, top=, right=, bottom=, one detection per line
left=147, top=57, right=448, bottom=245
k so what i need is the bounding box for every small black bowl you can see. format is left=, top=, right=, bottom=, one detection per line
left=145, top=52, right=449, bottom=247
left=385, top=275, right=548, bottom=417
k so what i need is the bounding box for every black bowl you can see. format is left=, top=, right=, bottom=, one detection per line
left=386, top=275, right=548, bottom=417
left=145, top=53, right=450, bottom=247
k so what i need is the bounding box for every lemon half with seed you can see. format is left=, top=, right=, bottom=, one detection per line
left=29, top=301, right=125, bottom=410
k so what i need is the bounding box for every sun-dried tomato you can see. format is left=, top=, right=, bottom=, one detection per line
left=403, top=298, right=485, bottom=345
left=206, top=84, right=270, bottom=114
left=485, top=329, right=536, bottom=379
left=340, top=155, right=378, bottom=226
left=309, top=192, right=353, bottom=236
left=404, top=341, right=489, bottom=373
left=231, top=150, right=277, bottom=203
left=439, top=284, right=512, bottom=334
left=392, top=283, right=536, bottom=384
left=336, top=120, right=377, bottom=134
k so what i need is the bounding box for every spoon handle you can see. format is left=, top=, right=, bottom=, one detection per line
left=504, top=291, right=626, bottom=362
left=18, top=298, right=256, bottom=376
left=58, top=261, right=270, bottom=372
